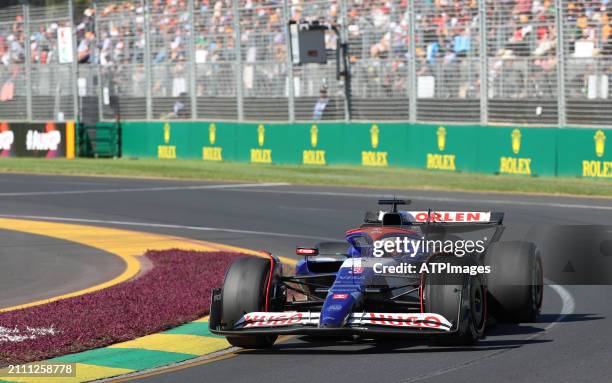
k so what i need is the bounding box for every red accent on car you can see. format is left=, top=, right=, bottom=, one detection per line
left=260, top=251, right=275, bottom=312
left=296, top=247, right=319, bottom=256
left=332, top=293, right=349, bottom=299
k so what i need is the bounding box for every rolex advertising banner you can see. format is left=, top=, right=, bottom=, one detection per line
left=118, top=121, right=609, bottom=180
left=201, top=122, right=236, bottom=162
left=476, top=126, right=558, bottom=177
left=408, top=124, right=479, bottom=172
left=121, top=121, right=236, bottom=161
left=295, top=123, right=344, bottom=165
left=122, top=122, right=165, bottom=158
left=0, top=122, right=68, bottom=158
left=343, top=123, right=411, bottom=167
left=235, top=123, right=299, bottom=164
left=557, top=128, right=610, bottom=179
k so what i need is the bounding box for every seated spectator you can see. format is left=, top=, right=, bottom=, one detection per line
left=312, top=86, right=329, bottom=121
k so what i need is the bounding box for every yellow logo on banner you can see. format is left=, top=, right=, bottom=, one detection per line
left=582, top=130, right=610, bottom=178
left=203, top=123, right=222, bottom=161
left=311, top=125, right=318, bottom=148
left=303, top=124, right=326, bottom=165
left=499, top=129, right=532, bottom=175
left=427, top=126, right=456, bottom=171
left=594, top=129, right=606, bottom=158
left=209, top=123, right=216, bottom=145
left=258, top=124, right=265, bottom=147
left=362, top=124, right=387, bottom=166
left=370, top=124, right=379, bottom=149
left=158, top=122, right=176, bottom=159
left=251, top=124, right=272, bottom=163
left=163, top=122, right=171, bottom=144
left=511, top=129, right=521, bottom=155
left=437, top=126, right=446, bottom=151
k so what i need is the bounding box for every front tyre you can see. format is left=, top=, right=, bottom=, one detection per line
left=221, top=256, right=278, bottom=349
left=425, top=255, right=486, bottom=346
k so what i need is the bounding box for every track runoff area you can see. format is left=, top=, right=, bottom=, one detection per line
left=0, top=174, right=610, bottom=383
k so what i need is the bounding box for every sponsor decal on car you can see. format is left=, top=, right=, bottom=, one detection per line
left=236, top=312, right=451, bottom=331
left=340, top=258, right=363, bottom=274
left=397, top=211, right=492, bottom=223
left=239, top=312, right=319, bottom=328
left=350, top=312, right=452, bottom=331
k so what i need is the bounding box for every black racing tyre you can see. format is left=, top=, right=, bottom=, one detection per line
left=485, top=241, right=544, bottom=323
left=221, top=256, right=278, bottom=349
left=425, top=255, right=486, bottom=346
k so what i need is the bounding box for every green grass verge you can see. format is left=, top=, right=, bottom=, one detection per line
left=0, top=158, right=609, bottom=197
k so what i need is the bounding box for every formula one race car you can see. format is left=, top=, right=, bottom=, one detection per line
left=209, top=199, right=543, bottom=348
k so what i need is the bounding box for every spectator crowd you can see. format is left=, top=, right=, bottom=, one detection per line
left=1, top=0, right=612, bottom=104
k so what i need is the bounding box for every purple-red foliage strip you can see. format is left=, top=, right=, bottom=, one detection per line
left=0, top=249, right=243, bottom=367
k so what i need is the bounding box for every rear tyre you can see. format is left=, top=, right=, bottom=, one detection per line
left=221, top=256, right=278, bottom=349
left=425, top=255, right=486, bottom=346
left=485, top=241, right=543, bottom=323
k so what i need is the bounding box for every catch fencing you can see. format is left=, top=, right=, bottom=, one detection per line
left=0, top=0, right=611, bottom=126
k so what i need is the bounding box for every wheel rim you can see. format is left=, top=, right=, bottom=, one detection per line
left=532, top=257, right=544, bottom=310
left=470, top=279, right=485, bottom=330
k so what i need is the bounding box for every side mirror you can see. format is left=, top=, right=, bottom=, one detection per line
left=296, top=247, right=319, bottom=256
left=316, top=241, right=350, bottom=257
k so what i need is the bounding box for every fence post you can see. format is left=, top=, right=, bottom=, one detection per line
left=340, top=0, right=350, bottom=122
left=478, top=0, right=488, bottom=125
left=144, top=0, right=153, bottom=120
left=407, top=0, right=416, bottom=123
left=555, top=0, right=566, bottom=127
left=93, top=1, right=104, bottom=122
left=187, top=0, right=197, bottom=120
left=69, top=0, right=79, bottom=122
left=232, top=0, right=244, bottom=121
left=282, top=0, right=295, bottom=122
left=24, top=2, right=32, bottom=122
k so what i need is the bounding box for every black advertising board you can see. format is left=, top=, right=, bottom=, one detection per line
left=0, top=122, right=66, bottom=158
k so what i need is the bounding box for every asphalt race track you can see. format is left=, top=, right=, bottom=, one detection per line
left=0, top=173, right=610, bottom=383
left=0, top=229, right=124, bottom=310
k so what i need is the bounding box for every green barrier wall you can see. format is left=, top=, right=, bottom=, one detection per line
left=557, top=127, right=611, bottom=179
left=119, top=121, right=611, bottom=179
left=476, top=126, right=558, bottom=177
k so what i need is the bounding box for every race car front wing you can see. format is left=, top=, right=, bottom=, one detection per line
left=209, top=287, right=458, bottom=337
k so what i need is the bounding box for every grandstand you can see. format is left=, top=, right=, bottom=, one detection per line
left=0, top=0, right=611, bottom=125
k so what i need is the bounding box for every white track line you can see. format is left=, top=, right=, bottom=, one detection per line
left=223, top=188, right=612, bottom=211
left=2, top=180, right=609, bottom=211
left=0, top=214, right=339, bottom=242
left=400, top=282, right=575, bottom=383
left=0, top=182, right=289, bottom=197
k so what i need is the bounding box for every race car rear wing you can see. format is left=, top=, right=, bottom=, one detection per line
left=400, top=211, right=504, bottom=225
left=369, top=210, right=504, bottom=225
